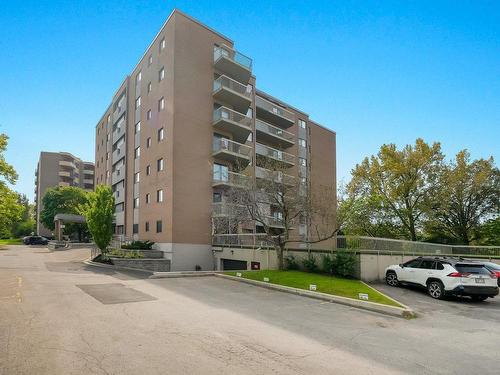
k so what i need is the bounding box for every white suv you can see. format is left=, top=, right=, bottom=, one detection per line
left=385, top=257, right=499, bottom=301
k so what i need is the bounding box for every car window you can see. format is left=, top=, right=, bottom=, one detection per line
left=435, top=262, right=444, bottom=270
left=486, top=263, right=500, bottom=271
left=455, top=264, right=491, bottom=275
left=418, top=260, right=435, bottom=269
left=404, top=259, right=422, bottom=268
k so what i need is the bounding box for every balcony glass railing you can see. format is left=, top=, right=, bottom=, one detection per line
left=256, top=96, right=295, bottom=123
left=213, top=75, right=252, bottom=98
left=256, top=119, right=295, bottom=143
left=213, top=170, right=250, bottom=187
left=212, top=202, right=249, bottom=217
left=213, top=138, right=252, bottom=157
left=213, top=107, right=252, bottom=129
left=256, top=143, right=295, bottom=165
left=214, top=45, right=252, bottom=70
left=255, top=166, right=294, bottom=185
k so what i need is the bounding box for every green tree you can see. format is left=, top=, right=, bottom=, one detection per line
left=40, top=186, right=89, bottom=240
left=79, top=185, right=115, bottom=255
left=478, top=218, right=500, bottom=246
left=11, top=194, right=35, bottom=237
left=0, top=133, right=22, bottom=238
left=348, top=139, right=443, bottom=241
left=427, top=151, right=500, bottom=244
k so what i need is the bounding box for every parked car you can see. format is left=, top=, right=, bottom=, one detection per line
left=23, top=236, right=49, bottom=245
left=385, top=257, right=498, bottom=301
left=482, top=262, right=500, bottom=287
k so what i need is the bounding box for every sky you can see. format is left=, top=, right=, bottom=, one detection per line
left=1, top=0, right=499, bottom=201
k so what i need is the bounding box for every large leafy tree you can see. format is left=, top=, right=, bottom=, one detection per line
left=479, top=218, right=500, bottom=246
left=348, top=138, right=443, bottom=241
left=79, top=185, right=115, bottom=254
left=0, top=133, right=22, bottom=238
left=11, top=194, right=35, bottom=237
left=427, top=151, right=500, bottom=244
left=40, top=186, right=89, bottom=240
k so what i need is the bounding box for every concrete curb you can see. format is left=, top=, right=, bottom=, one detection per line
left=149, top=271, right=219, bottom=279
left=83, top=259, right=153, bottom=274
left=360, top=280, right=413, bottom=311
left=215, top=274, right=416, bottom=319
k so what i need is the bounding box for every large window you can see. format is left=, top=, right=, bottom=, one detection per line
left=213, top=163, right=228, bottom=182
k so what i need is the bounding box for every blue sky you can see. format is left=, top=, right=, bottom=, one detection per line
left=1, top=0, right=499, bottom=201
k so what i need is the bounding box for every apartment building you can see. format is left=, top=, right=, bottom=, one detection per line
left=35, top=152, right=95, bottom=236
left=94, top=9, right=336, bottom=271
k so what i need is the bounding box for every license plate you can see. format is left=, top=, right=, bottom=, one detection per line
left=475, top=278, right=485, bottom=284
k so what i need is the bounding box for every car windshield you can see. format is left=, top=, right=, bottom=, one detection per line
left=455, top=264, right=491, bottom=275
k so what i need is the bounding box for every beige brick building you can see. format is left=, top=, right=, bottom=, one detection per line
left=35, top=152, right=94, bottom=236
left=94, top=9, right=336, bottom=271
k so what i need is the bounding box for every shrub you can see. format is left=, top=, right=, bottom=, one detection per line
left=285, top=255, right=300, bottom=270
left=334, top=249, right=358, bottom=278
left=121, top=240, right=154, bottom=250
left=302, top=254, right=319, bottom=273
left=321, top=253, right=335, bottom=275
left=108, top=248, right=125, bottom=257
left=123, top=250, right=144, bottom=259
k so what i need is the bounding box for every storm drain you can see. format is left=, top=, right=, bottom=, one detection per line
left=76, top=283, right=157, bottom=304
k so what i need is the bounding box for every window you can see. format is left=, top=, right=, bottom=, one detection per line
left=159, top=37, right=165, bottom=52
left=158, top=97, right=165, bottom=111
left=156, top=220, right=162, bottom=233
left=148, top=54, right=153, bottom=66
left=134, top=197, right=139, bottom=208
left=299, top=138, right=307, bottom=148
left=418, top=260, right=435, bottom=269
left=157, top=189, right=163, bottom=202
left=213, top=163, right=228, bottom=182
left=299, top=119, right=306, bottom=129
left=135, top=96, right=141, bottom=109
left=133, top=224, right=139, bottom=234
left=146, top=137, right=152, bottom=148
left=146, top=165, right=151, bottom=175
left=146, top=193, right=151, bottom=204
left=134, top=147, right=141, bottom=159
left=299, top=157, right=307, bottom=167
left=157, top=158, right=164, bottom=171
left=107, top=114, right=111, bottom=123
left=213, top=192, right=222, bottom=203
left=145, top=221, right=150, bottom=232
left=403, top=259, right=422, bottom=268
left=147, top=109, right=152, bottom=120
left=106, top=152, right=109, bottom=160
left=158, top=127, right=164, bottom=141
left=135, top=121, right=141, bottom=133
left=136, top=71, right=141, bottom=84
left=147, top=82, right=152, bottom=94
left=159, top=67, right=165, bottom=81
left=134, top=172, right=140, bottom=183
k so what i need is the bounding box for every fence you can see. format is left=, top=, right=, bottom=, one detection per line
left=337, top=236, right=500, bottom=257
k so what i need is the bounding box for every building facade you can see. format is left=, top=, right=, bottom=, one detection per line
left=35, top=152, right=95, bottom=236
left=94, top=9, right=336, bottom=271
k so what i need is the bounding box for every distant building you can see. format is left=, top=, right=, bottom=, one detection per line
left=94, top=9, right=336, bottom=271
left=34, top=152, right=94, bottom=236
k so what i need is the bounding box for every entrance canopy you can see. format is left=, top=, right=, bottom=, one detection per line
left=54, top=214, right=86, bottom=241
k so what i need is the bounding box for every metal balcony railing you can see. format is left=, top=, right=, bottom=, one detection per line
left=213, top=75, right=252, bottom=98
left=212, top=233, right=274, bottom=248
left=256, top=119, right=295, bottom=143
left=213, top=138, right=252, bottom=158
left=213, top=170, right=250, bottom=188
left=256, top=143, right=295, bottom=165
left=213, top=107, right=252, bottom=129
left=255, top=166, right=295, bottom=185
left=214, top=45, right=252, bottom=70
left=256, top=96, right=295, bottom=123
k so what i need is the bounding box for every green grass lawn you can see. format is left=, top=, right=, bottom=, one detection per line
left=225, top=270, right=403, bottom=308
left=0, top=238, right=22, bottom=245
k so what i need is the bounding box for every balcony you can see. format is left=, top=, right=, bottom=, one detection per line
left=212, top=202, right=249, bottom=218
left=213, top=138, right=252, bottom=168
left=255, top=119, right=295, bottom=148
left=59, top=160, right=76, bottom=169
left=255, top=143, right=295, bottom=168
left=212, top=233, right=273, bottom=248
left=262, top=215, right=285, bottom=229
left=213, top=107, right=252, bottom=143
left=58, top=171, right=71, bottom=178
left=58, top=182, right=70, bottom=187
left=83, top=169, right=94, bottom=175
left=213, top=170, right=250, bottom=189
left=83, top=178, right=94, bottom=185
left=255, top=96, right=295, bottom=128
left=255, top=166, right=294, bottom=186
left=213, top=75, right=252, bottom=113
left=214, top=45, right=252, bottom=84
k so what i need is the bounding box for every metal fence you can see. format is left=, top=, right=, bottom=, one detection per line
left=337, top=236, right=500, bottom=257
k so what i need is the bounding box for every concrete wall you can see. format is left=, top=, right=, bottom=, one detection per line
left=154, top=242, right=214, bottom=271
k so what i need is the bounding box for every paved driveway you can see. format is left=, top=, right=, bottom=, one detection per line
left=1, top=245, right=500, bottom=374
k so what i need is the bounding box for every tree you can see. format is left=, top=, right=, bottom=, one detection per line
left=40, top=186, right=89, bottom=240
left=215, top=159, right=339, bottom=270
left=348, top=138, right=443, bottom=241
left=427, top=151, right=500, bottom=244
left=11, top=194, right=35, bottom=237
left=79, top=185, right=115, bottom=255
left=0, top=133, right=22, bottom=238
left=478, top=218, right=500, bottom=246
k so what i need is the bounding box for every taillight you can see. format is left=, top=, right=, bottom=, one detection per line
left=491, top=272, right=499, bottom=279
left=447, top=272, right=471, bottom=277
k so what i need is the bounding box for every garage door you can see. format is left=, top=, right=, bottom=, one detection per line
left=222, top=259, right=248, bottom=271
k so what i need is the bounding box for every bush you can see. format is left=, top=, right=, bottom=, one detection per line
left=321, top=254, right=335, bottom=275
left=334, top=249, right=358, bottom=278
left=285, top=255, right=300, bottom=270
left=123, top=250, right=144, bottom=259
left=302, top=254, right=319, bottom=273
left=121, top=240, right=154, bottom=250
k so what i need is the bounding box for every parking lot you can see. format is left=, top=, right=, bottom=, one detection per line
left=1, top=245, right=500, bottom=374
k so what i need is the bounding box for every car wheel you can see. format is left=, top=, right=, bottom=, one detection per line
left=427, top=281, right=444, bottom=299
left=386, top=272, right=399, bottom=287
left=471, top=296, right=488, bottom=302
